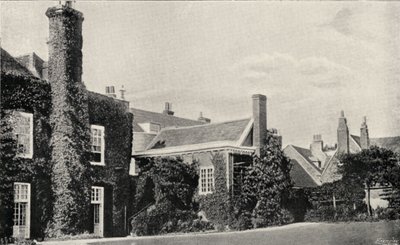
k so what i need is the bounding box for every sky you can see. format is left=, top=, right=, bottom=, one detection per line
left=1, top=1, right=399, bottom=148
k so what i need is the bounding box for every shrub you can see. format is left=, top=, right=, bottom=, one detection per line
left=131, top=157, right=199, bottom=236
left=374, top=207, right=400, bottom=220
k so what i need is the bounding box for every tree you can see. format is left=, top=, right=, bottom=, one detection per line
left=241, top=130, right=293, bottom=227
left=339, top=146, right=400, bottom=216
left=132, top=157, right=199, bottom=235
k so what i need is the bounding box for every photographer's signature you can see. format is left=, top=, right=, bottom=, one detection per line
left=375, top=238, right=399, bottom=245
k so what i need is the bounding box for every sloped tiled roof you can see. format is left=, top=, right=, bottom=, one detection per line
left=350, top=134, right=400, bottom=154
left=290, top=159, right=320, bottom=187
left=130, top=108, right=204, bottom=132
left=146, top=118, right=251, bottom=150
left=371, top=136, right=400, bottom=154
left=290, top=145, right=322, bottom=173
left=1, top=48, right=34, bottom=77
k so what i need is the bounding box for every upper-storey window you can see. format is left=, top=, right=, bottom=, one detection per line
left=90, top=125, right=105, bottom=166
left=12, top=111, right=33, bottom=159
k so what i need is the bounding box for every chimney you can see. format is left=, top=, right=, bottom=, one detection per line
left=310, top=134, right=327, bottom=166
left=252, top=94, right=267, bottom=156
left=163, top=102, right=174, bottom=116
left=46, top=3, right=84, bottom=84
left=360, top=116, right=370, bottom=149
left=198, top=112, right=211, bottom=123
left=105, top=86, right=116, bottom=98
left=270, top=128, right=282, bottom=149
left=120, top=85, right=126, bottom=100
left=46, top=2, right=89, bottom=234
left=337, top=110, right=349, bottom=154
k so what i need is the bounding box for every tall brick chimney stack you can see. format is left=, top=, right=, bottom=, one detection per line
left=46, top=2, right=90, bottom=235
left=360, top=116, right=370, bottom=149
left=252, top=94, right=267, bottom=156
left=337, top=110, right=349, bottom=154
left=46, top=2, right=84, bottom=85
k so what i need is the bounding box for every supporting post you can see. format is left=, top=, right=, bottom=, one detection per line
left=367, top=186, right=372, bottom=216
left=124, top=205, right=127, bottom=235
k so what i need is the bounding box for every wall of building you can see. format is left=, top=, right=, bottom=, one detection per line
left=0, top=74, right=135, bottom=239
left=0, top=74, right=52, bottom=239
left=88, top=92, right=134, bottom=237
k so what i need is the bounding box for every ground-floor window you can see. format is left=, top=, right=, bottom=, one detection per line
left=91, top=186, right=104, bottom=237
left=13, top=182, right=30, bottom=239
left=199, top=167, right=214, bottom=195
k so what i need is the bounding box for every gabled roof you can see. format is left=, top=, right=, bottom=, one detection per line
left=351, top=135, right=361, bottom=146
left=283, top=145, right=322, bottom=187
left=370, top=136, right=400, bottom=154
left=290, top=145, right=322, bottom=173
left=146, top=118, right=251, bottom=150
left=130, top=108, right=204, bottom=132
left=290, top=159, right=320, bottom=187
left=15, top=52, right=47, bottom=79
left=1, top=48, right=34, bottom=77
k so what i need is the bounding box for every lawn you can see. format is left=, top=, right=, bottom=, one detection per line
left=89, top=221, right=400, bottom=245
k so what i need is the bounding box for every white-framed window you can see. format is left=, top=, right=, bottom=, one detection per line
left=13, top=182, right=31, bottom=239
left=91, top=186, right=103, bottom=204
left=199, top=167, right=214, bottom=195
left=129, top=158, right=139, bottom=176
left=12, top=111, right=33, bottom=159
left=90, top=125, right=105, bottom=166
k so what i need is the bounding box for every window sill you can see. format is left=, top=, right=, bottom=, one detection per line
left=90, top=162, right=105, bottom=166
left=16, top=154, right=33, bottom=159
left=199, top=192, right=213, bottom=195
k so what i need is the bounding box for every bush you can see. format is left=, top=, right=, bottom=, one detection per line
left=131, top=201, right=214, bottom=236
left=281, top=209, right=295, bottom=224
left=374, top=207, right=400, bottom=220
left=303, top=203, right=399, bottom=222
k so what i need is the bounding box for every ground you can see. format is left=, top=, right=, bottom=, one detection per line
left=41, top=221, right=400, bottom=245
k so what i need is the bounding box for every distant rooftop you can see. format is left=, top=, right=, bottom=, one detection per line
left=131, top=107, right=204, bottom=132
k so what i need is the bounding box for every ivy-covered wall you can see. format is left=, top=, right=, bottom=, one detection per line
left=0, top=74, right=53, bottom=239
left=196, top=151, right=232, bottom=229
left=0, top=73, right=135, bottom=239
left=88, top=92, right=134, bottom=237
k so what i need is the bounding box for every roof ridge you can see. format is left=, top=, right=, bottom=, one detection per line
left=130, top=107, right=202, bottom=123
left=160, top=117, right=252, bottom=131
left=371, top=135, right=400, bottom=140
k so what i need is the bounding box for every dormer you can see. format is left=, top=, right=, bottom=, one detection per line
left=139, top=122, right=161, bottom=134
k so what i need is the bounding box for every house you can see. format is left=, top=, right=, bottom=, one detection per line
left=132, top=94, right=277, bottom=198
left=284, top=111, right=400, bottom=208
left=1, top=3, right=134, bottom=239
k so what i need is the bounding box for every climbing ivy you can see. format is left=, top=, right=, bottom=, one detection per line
left=88, top=92, right=134, bottom=237
left=196, top=152, right=233, bottom=230
left=0, top=74, right=53, bottom=240
left=0, top=73, right=134, bottom=239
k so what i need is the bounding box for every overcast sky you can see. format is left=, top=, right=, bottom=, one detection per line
left=1, top=1, right=399, bottom=147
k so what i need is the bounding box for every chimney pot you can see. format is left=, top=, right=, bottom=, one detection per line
left=163, top=102, right=174, bottom=116
left=198, top=112, right=211, bottom=123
